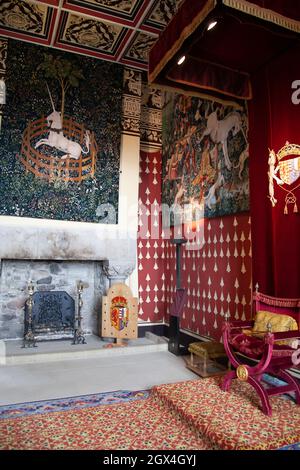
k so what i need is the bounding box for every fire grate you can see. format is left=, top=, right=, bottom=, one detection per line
left=26, top=291, right=75, bottom=339
left=23, top=282, right=86, bottom=347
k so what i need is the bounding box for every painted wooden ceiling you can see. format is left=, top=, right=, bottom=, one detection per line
left=0, top=0, right=183, bottom=70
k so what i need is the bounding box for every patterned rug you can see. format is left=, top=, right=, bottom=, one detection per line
left=0, top=389, right=210, bottom=450
left=152, top=377, right=300, bottom=450
left=0, top=390, right=150, bottom=420
left=1, top=378, right=300, bottom=450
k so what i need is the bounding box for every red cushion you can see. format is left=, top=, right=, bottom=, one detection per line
left=230, top=333, right=265, bottom=358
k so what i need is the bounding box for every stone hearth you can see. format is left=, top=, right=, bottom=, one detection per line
left=1, top=333, right=168, bottom=365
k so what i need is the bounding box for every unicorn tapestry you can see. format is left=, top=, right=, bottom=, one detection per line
left=162, top=92, right=249, bottom=221
left=0, top=39, right=123, bottom=223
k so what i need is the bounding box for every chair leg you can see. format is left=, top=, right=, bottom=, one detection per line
left=248, top=376, right=272, bottom=416
left=221, top=370, right=236, bottom=392
left=222, top=371, right=272, bottom=415
left=278, top=370, right=300, bottom=405
left=190, top=352, right=194, bottom=367
left=203, top=354, right=207, bottom=375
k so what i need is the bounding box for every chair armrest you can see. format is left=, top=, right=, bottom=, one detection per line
left=273, top=330, right=300, bottom=341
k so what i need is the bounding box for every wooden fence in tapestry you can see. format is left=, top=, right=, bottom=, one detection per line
left=19, top=116, right=97, bottom=183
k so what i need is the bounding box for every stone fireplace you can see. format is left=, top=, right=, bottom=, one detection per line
left=1, top=259, right=105, bottom=340
left=0, top=217, right=137, bottom=341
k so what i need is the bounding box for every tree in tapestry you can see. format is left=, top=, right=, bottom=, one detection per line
left=162, top=92, right=249, bottom=220
left=0, top=39, right=123, bottom=223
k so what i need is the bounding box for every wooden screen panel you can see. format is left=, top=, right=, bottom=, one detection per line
left=101, top=283, right=138, bottom=340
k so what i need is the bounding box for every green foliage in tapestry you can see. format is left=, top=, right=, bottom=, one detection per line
left=0, top=40, right=123, bottom=224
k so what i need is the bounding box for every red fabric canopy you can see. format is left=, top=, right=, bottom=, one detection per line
left=149, top=0, right=300, bottom=101
left=166, top=56, right=252, bottom=101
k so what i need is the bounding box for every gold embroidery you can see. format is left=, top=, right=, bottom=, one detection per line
left=223, top=0, right=300, bottom=34
left=268, top=142, right=300, bottom=214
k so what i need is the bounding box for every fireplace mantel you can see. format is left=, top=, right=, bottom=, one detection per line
left=0, top=216, right=136, bottom=277
left=0, top=216, right=137, bottom=341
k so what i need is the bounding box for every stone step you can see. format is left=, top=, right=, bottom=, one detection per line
left=1, top=334, right=168, bottom=365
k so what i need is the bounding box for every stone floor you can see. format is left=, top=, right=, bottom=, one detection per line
left=0, top=334, right=198, bottom=405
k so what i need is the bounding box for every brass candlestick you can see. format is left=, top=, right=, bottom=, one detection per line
left=72, top=281, right=86, bottom=345
left=23, top=280, right=37, bottom=348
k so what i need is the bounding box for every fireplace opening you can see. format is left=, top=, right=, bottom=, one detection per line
left=24, top=291, right=75, bottom=342
left=0, top=259, right=106, bottom=342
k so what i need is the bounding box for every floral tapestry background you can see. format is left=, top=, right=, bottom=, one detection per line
left=0, top=39, right=123, bottom=223
left=162, top=92, right=249, bottom=220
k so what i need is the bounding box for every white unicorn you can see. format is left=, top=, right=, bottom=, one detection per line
left=35, top=84, right=90, bottom=160
left=200, top=111, right=244, bottom=170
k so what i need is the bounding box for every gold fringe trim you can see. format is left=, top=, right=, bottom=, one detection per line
left=150, top=82, right=245, bottom=110
left=166, top=75, right=253, bottom=100
left=149, top=0, right=217, bottom=83
left=223, top=0, right=300, bottom=33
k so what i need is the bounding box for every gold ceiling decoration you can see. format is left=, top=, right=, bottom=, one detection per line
left=0, top=0, right=183, bottom=70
